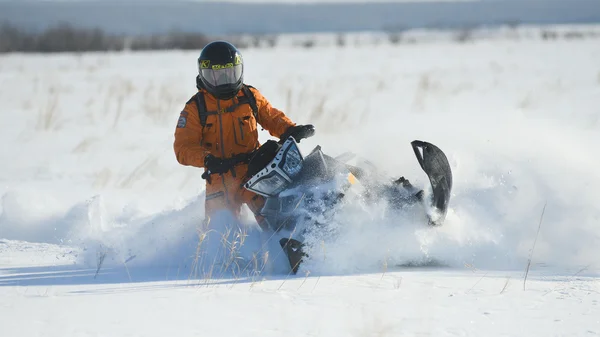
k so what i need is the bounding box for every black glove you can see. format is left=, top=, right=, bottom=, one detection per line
left=281, top=124, right=315, bottom=143
left=204, top=154, right=231, bottom=174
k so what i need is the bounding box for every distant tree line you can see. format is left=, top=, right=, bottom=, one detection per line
left=0, top=22, right=219, bottom=53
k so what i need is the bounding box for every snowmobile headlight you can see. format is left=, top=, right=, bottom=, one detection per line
left=281, top=142, right=303, bottom=178
left=246, top=171, right=290, bottom=197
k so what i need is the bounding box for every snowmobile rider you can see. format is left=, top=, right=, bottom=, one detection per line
left=173, top=41, right=315, bottom=229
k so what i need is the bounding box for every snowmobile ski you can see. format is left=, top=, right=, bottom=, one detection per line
left=411, top=140, right=453, bottom=226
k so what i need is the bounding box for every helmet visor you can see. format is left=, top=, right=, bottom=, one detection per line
left=201, top=64, right=242, bottom=87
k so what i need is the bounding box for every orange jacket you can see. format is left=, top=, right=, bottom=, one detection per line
left=173, top=86, right=295, bottom=168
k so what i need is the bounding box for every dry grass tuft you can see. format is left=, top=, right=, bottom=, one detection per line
left=36, top=87, right=61, bottom=131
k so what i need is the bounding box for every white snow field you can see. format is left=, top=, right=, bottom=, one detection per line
left=1, top=30, right=600, bottom=336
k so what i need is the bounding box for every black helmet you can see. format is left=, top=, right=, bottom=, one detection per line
left=197, top=41, right=244, bottom=100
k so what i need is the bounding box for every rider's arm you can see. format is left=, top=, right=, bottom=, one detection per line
left=249, top=87, right=296, bottom=138
left=173, top=99, right=210, bottom=168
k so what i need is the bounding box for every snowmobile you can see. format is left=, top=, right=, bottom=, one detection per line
left=244, top=136, right=453, bottom=274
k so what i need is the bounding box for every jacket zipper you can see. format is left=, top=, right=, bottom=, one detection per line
left=216, top=100, right=226, bottom=159
left=216, top=99, right=230, bottom=204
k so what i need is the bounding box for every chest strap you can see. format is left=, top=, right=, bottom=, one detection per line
left=195, top=85, right=259, bottom=127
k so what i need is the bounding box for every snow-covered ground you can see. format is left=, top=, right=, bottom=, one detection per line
left=1, top=32, right=600, bottom=336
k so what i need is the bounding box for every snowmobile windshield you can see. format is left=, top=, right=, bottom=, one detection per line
left=201, top=64, right=242, bottom=87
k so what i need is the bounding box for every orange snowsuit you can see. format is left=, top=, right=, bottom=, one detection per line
left=173, top=85, right=295, bottom=228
